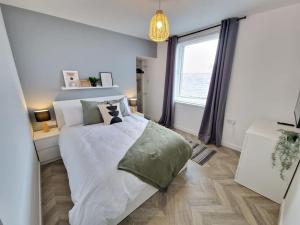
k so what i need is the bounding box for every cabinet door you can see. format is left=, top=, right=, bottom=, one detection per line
left=235, top=133, right=296, bottom=203
left=38, top=146, right=60, bottom=164
left=279, top=163, right=300, bottom=225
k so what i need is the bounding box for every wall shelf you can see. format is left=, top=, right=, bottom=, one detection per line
left=61, top=85, right=119, bottom=90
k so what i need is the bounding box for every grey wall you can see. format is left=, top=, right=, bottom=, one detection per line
left=0, top=6, right=40, bottom=225
left=1, top=5, right=156, bottom=120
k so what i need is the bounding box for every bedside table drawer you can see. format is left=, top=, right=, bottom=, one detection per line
left=38, top=146, right=60, bottom=164
left=35, top=136, right=58, bottom=150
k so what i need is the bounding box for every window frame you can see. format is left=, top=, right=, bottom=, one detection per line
left=174, top=28, right=220, bottom=107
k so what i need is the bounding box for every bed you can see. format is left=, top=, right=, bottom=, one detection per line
left=53, top=95, right=191, bottom=225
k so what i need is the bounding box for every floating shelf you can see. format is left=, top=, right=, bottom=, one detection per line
left=61, top=85, right=119, bottom=90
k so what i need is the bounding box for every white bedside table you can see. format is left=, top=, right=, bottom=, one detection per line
left=33, top=127, right=60, bottom=164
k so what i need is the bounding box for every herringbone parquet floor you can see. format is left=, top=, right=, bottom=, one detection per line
left=41, top=131, right=279, bottom=225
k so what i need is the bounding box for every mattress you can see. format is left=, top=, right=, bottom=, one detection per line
left=59, top=115, right=157, bottom=225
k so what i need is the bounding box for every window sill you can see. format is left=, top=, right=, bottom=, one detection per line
left=174, top=100, right=206, bottom=108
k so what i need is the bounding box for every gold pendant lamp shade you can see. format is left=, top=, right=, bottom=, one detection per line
left=149, top=1, right=170, bottom=42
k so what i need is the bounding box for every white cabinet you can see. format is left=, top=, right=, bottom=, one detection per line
left=235, top=120, right=299, bottom=203
left=33, top=128, right=60, bottom=164
left=278, top=162, right=300, bottom=225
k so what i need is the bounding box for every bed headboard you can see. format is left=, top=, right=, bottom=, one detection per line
left=53, top=95, right=125, bottom=129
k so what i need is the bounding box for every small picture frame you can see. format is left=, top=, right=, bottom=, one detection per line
left=79, top=80, right=91, bottom=87
left=63, top=70, right=79, bottom=87
left=99, top=72, right=113, bottom=87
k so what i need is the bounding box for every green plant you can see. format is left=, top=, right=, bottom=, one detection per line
left=272, top=129, right=300, bottom=180
left=88, top=76, right=99, bottom=87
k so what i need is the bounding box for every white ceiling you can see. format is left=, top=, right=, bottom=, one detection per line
left=1, top=0, right=300, bottom=40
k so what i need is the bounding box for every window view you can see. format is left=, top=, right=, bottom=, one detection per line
left=175, top=33, right=219, bottom=105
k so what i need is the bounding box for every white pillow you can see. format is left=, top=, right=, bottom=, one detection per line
left=98, top=103, right=123, bottom=125
left=61, top=104, right=83, bottom=127
left=122, top=97, right=132, bottom=115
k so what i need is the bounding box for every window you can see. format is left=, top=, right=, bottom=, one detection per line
left=175, top=32, right=219, bottom=106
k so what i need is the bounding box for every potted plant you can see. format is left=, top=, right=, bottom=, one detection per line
left=88, top=76, right=99, bottom=87
left=272, top=129, right=300, bottom=179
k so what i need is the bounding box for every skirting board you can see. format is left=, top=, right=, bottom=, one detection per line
left=221, top=141, right=242, bottom=152
left=173, top=125, right=198, bottom=136
left=38, top=163, right=42, bottom=225
left=175, top=126, right=242, bottom=152
left=174, top=125, right=242, bottom=152
left=141, top=116, right=242, bottom=152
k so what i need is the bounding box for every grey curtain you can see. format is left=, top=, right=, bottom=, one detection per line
left=198, top=18, right=239, bottom=146
left=159, top=36, right=178, bottom=128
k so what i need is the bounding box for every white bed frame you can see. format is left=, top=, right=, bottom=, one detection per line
left=110, top=185, right=158, bottom=224
left=110, top=164, right=187, bottom=225
left=52, top=95, right=187, bottom=225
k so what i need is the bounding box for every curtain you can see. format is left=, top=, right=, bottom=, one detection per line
left=198, top=18, right=240, bottom=146
left=158, top=36, right=178, bottom=128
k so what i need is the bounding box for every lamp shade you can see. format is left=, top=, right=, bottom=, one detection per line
left=149, top=10, right=170, bottom=42
left=128, top=98, right=137, bottom=107
left=34, top=110, right=51, bottom=122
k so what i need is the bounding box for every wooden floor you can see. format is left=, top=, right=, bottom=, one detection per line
left=41, top=131, right=279, bottom=225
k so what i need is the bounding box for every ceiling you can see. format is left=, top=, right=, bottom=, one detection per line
left=1, top=0, right=300, bottom=40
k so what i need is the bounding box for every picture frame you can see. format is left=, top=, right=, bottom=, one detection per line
left=99, top=72, right=113, bottom=87
left=79, top=80, right=91, bottom=87
left=63, top=70, right=79, bottom=87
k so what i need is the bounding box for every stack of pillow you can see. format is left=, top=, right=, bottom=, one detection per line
left=62, top=97, right=131, bottom=127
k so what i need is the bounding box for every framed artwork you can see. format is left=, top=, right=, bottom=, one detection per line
left=63, top=70, right=79, bottom=87
left=79, top=80, right=91, bottom=87
left=99, top=72, right=113, bottom=87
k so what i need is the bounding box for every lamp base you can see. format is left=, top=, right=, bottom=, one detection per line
left=130, top=106, right=137, bottom=113
left=43, top=122, right=50, bottom=132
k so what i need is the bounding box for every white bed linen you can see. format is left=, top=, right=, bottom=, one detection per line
left=59, top=115, right=156, bottom=225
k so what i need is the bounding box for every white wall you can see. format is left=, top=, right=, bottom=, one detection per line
left=223, top=3, right=300, bottom=150
left=145, top=42, right=204, bottom=135
left=173, top=103, right=204, bottom=135
left=0, top=7, right=40, bottom=225
left=146, top=3, right=300, bottom=149
left=279, top=164, right=300, bottom=225
left=144, top=43, right=167, bottom=121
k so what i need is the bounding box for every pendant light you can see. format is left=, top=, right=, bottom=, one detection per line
left=149, top=0, right=170, bottom=42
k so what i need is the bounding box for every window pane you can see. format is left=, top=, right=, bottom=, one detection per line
left=178, top=37, right=218, bottom=104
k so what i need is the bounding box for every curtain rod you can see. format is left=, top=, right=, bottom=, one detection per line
left=177, top=16, right=246, bottom=39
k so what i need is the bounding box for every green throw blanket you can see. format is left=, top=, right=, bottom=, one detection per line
left=118, top=121, right=192, bottom=191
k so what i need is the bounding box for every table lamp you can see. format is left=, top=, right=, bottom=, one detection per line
left=128, top=98, right=137, bottom=113
left=34, top=109, right=51, bottom=132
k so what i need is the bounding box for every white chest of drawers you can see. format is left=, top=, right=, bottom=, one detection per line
left=235, top=120, right=299, bottom=203
left=33, top=127, right=60, bottom=164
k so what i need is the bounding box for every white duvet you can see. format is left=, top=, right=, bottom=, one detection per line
left=59, top=115, right=155, bottom=225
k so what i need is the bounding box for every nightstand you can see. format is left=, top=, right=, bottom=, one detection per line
left=33, top=127, right=60, bottom=164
